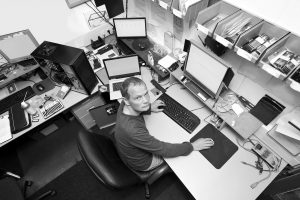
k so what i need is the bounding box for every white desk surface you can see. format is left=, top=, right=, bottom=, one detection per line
left=0, top=83, right=100, bottom=148
left=144, top=82, right=287, bottom=200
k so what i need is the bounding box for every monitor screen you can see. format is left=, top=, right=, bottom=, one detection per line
left=103, top=55, right=140, bottom=79
left=113, top=18, right=147, bottom=38
left=0, top=29, right=39, bottom=64
left=184, top=42, right=229, bottom=98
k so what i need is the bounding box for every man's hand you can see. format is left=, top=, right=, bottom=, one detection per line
left=151, top=100, right=166, bottom=113
left=191, top=138, right=214, bottom=151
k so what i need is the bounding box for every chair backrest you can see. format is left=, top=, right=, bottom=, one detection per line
left=77, top=129, right=141, bottom=189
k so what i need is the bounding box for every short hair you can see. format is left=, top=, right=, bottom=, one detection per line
left=121, top=77, right=145, bottom=99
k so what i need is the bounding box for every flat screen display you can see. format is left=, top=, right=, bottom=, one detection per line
left=103, top=55, right=140, bottom=79
left=113, top=18, right=147, bottom=38
left=0, top=29, right=39, bottom=63
left=184, top=42, right=228, bottom=98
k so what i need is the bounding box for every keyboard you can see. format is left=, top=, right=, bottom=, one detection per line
left=158, top=93, right=200, bottom=133
left=18, top=58, right=37, bottom=67
left=0, top=86, right=36, bottom=114
left=113, top=82, right=123, bottom=91
left=39, top=96, right=64, bottom=119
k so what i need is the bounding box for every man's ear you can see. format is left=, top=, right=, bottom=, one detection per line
left=123, top=97, right=130, bottom=106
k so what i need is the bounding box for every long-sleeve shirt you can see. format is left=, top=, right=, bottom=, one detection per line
left=114, top=101, right=193, bottom=171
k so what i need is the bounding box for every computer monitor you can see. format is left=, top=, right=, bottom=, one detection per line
left=103, top=55, right=140, bottom=79
left=184, top=42, right=231, bottom=99
left=0, top=29, right=39, bottom=64
left=113, top=18, right=147, bottom=38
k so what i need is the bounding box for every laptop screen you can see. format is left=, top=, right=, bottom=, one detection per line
left=113, top=18, right=147, bottom=38
left=103, top=55, right=140, bottom=79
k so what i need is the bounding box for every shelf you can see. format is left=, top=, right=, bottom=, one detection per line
left=234, top=21, right=289, bottom=63
left=171, top=0, right=209, bottom=41
left=258, top=33, right=300, bottom=80
left=213, top=10, right=261, bottom=49
left=195, top=1, right=239, bottom=37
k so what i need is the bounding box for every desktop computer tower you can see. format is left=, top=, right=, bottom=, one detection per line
left=31, top=41, right=98, bottom=95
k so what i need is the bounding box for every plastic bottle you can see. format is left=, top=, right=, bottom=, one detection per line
left=21, top=101, right=37, bottom=115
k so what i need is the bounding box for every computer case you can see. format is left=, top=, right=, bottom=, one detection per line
left=31, top=41, right=98, bottom=95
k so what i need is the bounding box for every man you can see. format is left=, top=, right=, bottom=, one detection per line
left=114, top=77, right=214, bottom=171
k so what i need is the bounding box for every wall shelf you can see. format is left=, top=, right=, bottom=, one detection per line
left=195, top=1, right=239, bottom=37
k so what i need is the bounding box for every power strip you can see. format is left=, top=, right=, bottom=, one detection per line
left=251, top=143, right=277, bottom=169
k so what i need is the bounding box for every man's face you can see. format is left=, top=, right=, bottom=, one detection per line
left=125, top=83, right=150, bottom=113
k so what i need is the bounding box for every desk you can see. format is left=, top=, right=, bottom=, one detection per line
left=144, top=82, right=287, bottom=200
left=0, top=83, right=100, bottom=148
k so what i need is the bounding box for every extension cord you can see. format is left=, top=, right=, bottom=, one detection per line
left=251, top=142, right=277, bottom=169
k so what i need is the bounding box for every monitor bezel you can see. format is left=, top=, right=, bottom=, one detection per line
left=0, top=29, right=39, bottom=64
left=113, top=17, right=147, bottom=39
left=103, top=54, right=141, bottom=79
left=183, top=41, right=230, bottom=99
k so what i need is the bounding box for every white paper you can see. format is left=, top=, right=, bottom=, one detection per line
left=231, top=103, right=244, bottom=116
left=276, top=123, right=300, bottom=141
left=158, top=0, right=168, bottom=9
left=172, top=9, right=183, bottom=18
left=158, top=55, right=177, bottom=69
left=0, top=112, right=12, bottom=144
left=215, top=35, right=231, bottom=47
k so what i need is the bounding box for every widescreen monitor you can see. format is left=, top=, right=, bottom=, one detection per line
left=0, top=29, right=39, bottom=64
left=184, top=42, right=229, bottom=99
left=113, top=18, right=147, bottom=38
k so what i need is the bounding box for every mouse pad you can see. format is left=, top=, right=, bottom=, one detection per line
left=190, top=123, right=238, bottom=169
left=33, top=78, right=55, bottom=95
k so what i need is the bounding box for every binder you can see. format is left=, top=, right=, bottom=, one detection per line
left=9, top=103, right=31, bottom=134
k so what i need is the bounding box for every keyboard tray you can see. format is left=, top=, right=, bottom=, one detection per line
left=190, top=123, right=238, bottom=169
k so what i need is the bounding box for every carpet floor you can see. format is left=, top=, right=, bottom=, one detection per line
left=28, top=160, right=195, bottom=200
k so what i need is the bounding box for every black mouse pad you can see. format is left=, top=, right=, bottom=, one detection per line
left=190, top=123, right=238, bottom=169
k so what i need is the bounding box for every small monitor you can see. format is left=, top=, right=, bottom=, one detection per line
left=103, top=55, right=140, bottom=79
left=184, top=42, right=229, bottom=99
left=113, top=18, right=147, bottom=38
left=94, top=0, right=124, bottom=18
left=0, top=29, right=39, bottom=64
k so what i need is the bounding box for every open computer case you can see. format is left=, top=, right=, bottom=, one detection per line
left=31, top=41, right=98, bottom=95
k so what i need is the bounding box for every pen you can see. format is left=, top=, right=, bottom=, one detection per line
left=288, top=121, right=300, bottom=132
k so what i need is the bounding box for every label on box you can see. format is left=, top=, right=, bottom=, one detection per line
left=236, top=48, right=254, bottom=62
left=172, top=8, right=183, bottom=18
left=215, top=35, right=231, bottom=47
left=158, top=0, right=168, bottom=9
left=262, top=64, right=282, bottom=78
left=196, top=24, right=209, bottom=35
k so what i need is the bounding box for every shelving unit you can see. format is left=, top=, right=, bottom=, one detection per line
left=234, top=21, right=289, bottom=63
left=258, top=33, right=300, bottom=80
left=195, top=1, right=240, bottom=37
left=213, top=10, right=261, bottom=49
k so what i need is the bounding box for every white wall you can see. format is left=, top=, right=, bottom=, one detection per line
left=0, top=0, right=114, bottom=46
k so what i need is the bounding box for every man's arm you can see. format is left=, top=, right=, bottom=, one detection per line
left=130, top=127, right=193, bottom=157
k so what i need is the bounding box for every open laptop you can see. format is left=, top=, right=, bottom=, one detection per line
left=103, top=54, right=141, bottom=100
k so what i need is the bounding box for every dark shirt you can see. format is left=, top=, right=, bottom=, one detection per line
left=114, top=101, right=193, bottom=171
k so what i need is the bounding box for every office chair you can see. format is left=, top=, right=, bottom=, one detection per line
left=77, top=128, right=171, bottom=199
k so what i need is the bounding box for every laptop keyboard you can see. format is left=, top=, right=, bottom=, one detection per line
left=113, top=82, right=123, bottom=91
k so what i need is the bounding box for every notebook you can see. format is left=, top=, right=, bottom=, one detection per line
left=190, top=123, right=238, bottom=169
left=103, top=55, right=141, bottom=100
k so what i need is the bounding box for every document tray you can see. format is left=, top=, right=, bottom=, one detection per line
left=190, top=123, right=238, bottom=169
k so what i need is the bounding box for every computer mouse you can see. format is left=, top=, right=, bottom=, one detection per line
left=36, top=84, right=45, bottom=91
left=158, top=105, right=166, bottom=109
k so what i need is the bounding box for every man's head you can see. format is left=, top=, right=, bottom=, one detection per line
left=121, top=77, right=150, bottom=114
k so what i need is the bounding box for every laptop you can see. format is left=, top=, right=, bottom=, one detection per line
left=103, top=54, right=141, bottom=100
